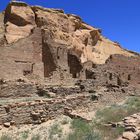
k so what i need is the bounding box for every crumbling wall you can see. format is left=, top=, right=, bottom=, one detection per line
left=0, top=81, right=37, bottom=98
left=84, top=54, right=140, bottom=87
left=0, top=95, right=91, bottom=125
left=0, top=1, right=139, bottom=82
left=0, top=28, right=44, bottom=80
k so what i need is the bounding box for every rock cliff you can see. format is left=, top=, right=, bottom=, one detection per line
left=0, top=1, right=139, bottom=82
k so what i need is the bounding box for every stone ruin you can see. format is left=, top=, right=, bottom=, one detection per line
left=0, top=3, right=140, bottom=138
left=0, top=1, right=139, bottom=85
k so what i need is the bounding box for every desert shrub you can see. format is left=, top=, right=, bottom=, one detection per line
left=0, top=134, right=12, bottom=140
left=96, top=97, right=140, bottom=123
left=96, top=104, right=127, bottom=123
left=115, top=126, right=125, bottom=136
left=31, top=134, right=41, bottom=140
left=20, top=130, right=29, bottom=139
left=93, top=120, right=125, bottom=140
left=49, top=124, right=62, bottom=140
left=91, top=94, right=99, bottom=101
left=93, top=97, right=140, bottom=140
left=124, top=96, right=140, bottom=114
left=67, top=119, right=101, bottom=140
left=61, top=118, right=69, bottom=125
left=37, top=88, right=50, bottom=98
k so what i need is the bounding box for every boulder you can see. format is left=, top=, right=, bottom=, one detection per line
left=47, top=92, right=56, bottom=98
left=3, top=122, right=10, bottom=127
left=117, top=137, right=126, bottom=140
left=122, top=131, right=137, bottom=140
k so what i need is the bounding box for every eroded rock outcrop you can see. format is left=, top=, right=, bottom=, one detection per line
left=117, top=113, right=140, bottom=140
left=0, top=12, right=5, bottom=46
left=4, top=1, right=36, bottom=43
left=0, top=93, right=91, bottom=125
left=0, top=1, right=139, bottom=84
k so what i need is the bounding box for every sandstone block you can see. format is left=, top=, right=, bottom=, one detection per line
left=122, top=131, right=137, bottom=140
left=3, top=122, right=10, bottom=127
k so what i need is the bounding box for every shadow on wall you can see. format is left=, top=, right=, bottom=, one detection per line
left=42, top=43, right=56, bottom=77
left=68, top=53, right=83, bottom=78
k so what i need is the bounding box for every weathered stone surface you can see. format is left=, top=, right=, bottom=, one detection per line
left=47, top=92, right=56, bottom=98
left=122, top=132, right=137, bottom=140
left=0, top=80, right=39, bottom=98
left=4, top=1, right=36, bottom=43
left=0, top=27, right=44, bottom=80
left=0, top=1, right=140, bottom=129
left=0, top=12, right=5, bottom=46
left=117, top=113, right=140, bottom=140
left=0, top=93, right=91, bottom=125
left=0, top=1, right=139, bottom=82
left=117, top=137, right=126, bottom=140
left=5, top=22, right=34, bottom=44
left=3, top=122, right=10, bottom=127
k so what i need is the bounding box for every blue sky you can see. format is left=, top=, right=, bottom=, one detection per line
left=0, top=0, right=140, bottom=53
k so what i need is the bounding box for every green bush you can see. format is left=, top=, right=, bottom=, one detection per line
left=96, top=97, right=140, bottom=123
left=31, top=134, right=41, bottom=140
left=93, top=120, right=125, bottom=140
left=67, top=119, right=101, bottom=140
left=91, top=94, right=99, bottom=101
left=125, top=97, right=140, bottom=114
left=49, top=124, right=62, bottom=140
left=0, top=134, right=12, bottom=140
left=93, top=97, right=140, bottom=140
left=20, top=130, right=29, bottom=139
left=61, top=118, right=69, bottom=125
left=96, top=105, right=127, bottom=123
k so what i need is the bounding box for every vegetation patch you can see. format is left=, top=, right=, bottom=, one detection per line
left=93, top=97, right=140, bottom=139
left=0, top=134, right=12, bottom=140
left=66, top=97, right=140, bottom=140
left=31, top=134, right=41, bottom=140
left=67, top=119, right=101, bottom=140
left=96, top=97, right=140, bottom=123
left=93, top=120, right=125, bottom=140
left=61, top=118, right=69, bottom=125
left=49, top=124, right=62, bottom=140
left=20, top=130, right=29, bottom=139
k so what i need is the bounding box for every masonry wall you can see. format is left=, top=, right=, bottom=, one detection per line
left=0, top=95, right=91, bottom=125
left=0, top=28, right=44, bottom=80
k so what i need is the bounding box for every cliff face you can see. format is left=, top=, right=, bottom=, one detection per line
left=0, top=12, right=5, bottom=46
left=0, top=1, right=139, bottom=82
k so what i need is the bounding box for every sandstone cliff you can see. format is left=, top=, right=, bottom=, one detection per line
left=0, top=1, right=139, bottom=81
